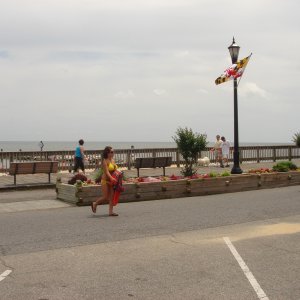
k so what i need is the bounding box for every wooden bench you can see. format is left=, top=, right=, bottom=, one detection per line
left=9, top=161, right=59, bottom=185
left=135, top=157, right=172, bottom=177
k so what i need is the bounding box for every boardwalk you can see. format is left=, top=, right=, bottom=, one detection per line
left=1, top=159, right=299, bottom=189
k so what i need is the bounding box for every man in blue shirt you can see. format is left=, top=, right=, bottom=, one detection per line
left=74, top=139, right=85, bottom=174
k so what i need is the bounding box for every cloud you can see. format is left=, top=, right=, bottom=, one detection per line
left=197, top=88, right=208, bottom=94
left=114, top=90, right=135, bottom=98
left=47, top=51, right=109, bottom=61
left=153, top=89, right=167, bottom=96
left=240, top=82, right=268, bottom=99
left=175, top=50, right=190, bottom=57
left=0, top=50, right=9, bottom=59
left=46, top=50, right=159, bottom=62
left=0, top=0, right=299, bottom=142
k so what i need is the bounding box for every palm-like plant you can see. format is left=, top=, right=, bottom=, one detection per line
left=173, top=127, right=208, bottom=176
left=292, top=132, right=300, bottom=147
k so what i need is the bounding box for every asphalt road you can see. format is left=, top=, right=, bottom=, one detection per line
left=0, top=186, right=300, bottom=299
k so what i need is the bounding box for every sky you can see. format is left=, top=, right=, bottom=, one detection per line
left=0, top=0, right=299, bottom=143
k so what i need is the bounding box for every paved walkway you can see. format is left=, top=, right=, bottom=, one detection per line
left=0, top=159, right=299, bottom=189
left=1, top=186, right=300, bottom=299
left=0, top=189, right=69, bottom=212
left=0, top=200, right=70, bottom=213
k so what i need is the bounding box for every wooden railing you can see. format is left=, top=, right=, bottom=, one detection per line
left=0, top=145, right=299, bottom=173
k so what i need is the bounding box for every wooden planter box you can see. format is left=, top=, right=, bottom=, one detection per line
left=56, top=171, right=300, bottom=206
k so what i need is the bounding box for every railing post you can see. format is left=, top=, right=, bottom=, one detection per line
left=176, top=150, right=180, bottom=167
left=272, top=148, right=276, bottom=162
left=152, top=150, right=156, bottom=158
left=288, top=147, right=292, bottom=161
left=0, top=150, right=3, bottom=171
left=127, top=151, right=131, bottom=170
left=257, top=148, right=260, bottom=163
left=239, top=148, right=243, bottom=164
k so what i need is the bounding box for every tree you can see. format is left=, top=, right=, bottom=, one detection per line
left=173, top=127, right=208, bottom=176
left=292, top=132, right=300, bottom=147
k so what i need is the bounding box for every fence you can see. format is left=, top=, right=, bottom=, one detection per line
left=0, top=145, right=299, bottom=173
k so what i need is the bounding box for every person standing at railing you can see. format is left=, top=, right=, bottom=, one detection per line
left=220, top=136, right=230, bottom=168
left=211, top=135, right=223, bottom=167
left=74, top=139, right=85, bottom=174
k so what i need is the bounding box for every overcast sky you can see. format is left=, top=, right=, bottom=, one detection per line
left=0, top=0, right=299, bottom=143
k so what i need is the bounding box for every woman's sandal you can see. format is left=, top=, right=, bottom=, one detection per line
left=109, top=213, right=119, bottom=217
left=91, top=202, right=96, bottom=213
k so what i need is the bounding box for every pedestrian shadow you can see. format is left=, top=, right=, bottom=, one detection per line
left=87, top=213, right=111, bottom=219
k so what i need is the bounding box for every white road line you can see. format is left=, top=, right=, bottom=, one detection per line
left=0, top=270, right=12, bottom=282
left=223, top=237, right=269, bottom=300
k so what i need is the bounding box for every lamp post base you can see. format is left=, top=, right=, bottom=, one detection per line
left=231, top=165, right=243, bottom=174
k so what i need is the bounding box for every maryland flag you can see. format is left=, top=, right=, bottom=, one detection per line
left=215, top=54, right=252, bottom=85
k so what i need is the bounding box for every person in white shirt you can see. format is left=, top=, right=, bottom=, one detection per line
left=220, top=136, right=230, bottom=167
left=211, top=135, right=223, bottom=167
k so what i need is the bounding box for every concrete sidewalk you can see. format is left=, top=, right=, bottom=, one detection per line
left=0, top=159, right=299, bottom=190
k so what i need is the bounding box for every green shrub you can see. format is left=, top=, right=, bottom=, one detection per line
left=221, top=171, right=231, bottom=177
left=173, top=127, right=208, bottom=177
left=92, top=168, right=103, bottom=183
left=278, top=161, right=297, bottom=170
left=273, top=161, right=298, bottom=172
left=209, top=172, right=218, bottom=177
left=292, top=132, right=300, bottom=147
left=272, top=164, right=289, bottom=172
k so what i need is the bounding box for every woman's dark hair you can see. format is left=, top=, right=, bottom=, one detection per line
left=102, top=146, right=113, bottom=159
left=79, top=139, right=84, bottom=145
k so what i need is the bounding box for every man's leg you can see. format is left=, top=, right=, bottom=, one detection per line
left=219, top=151, right=224, bottom=167
left=73, top=158, right=79, bottom=173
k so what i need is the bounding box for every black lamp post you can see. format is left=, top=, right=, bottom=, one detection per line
left=228, top=37, right=243, bottom=174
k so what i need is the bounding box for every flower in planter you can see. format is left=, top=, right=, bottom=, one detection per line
left=68, top=173, right=88, bottom=185
left=170, top=174, right=184, bottom=180
left=188, top=174, right=203, bottom=180
left=248, top=168, right=273, bottom=174
left=82, top=179, right=96, bottom=186
left=123, top=177, right=136, bottom=183
left=143, top=177, right=162, bottom=183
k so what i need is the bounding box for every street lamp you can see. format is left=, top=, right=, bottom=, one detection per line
left=228, top=37, right=240, bottom=64
left=228, top=37, right=243, bottom=174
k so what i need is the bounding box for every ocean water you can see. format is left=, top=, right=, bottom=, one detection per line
left=0, top=141, right=293, bottom=152
left=0, top=141, right=176, bottom=152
